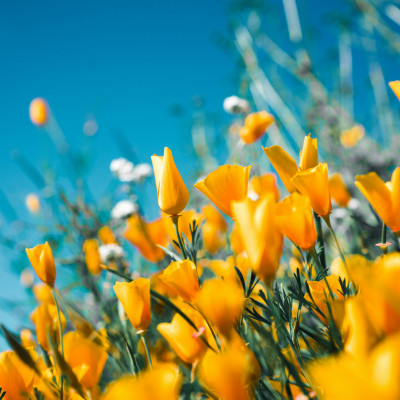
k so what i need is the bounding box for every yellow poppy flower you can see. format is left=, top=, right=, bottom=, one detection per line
left=26, top=242, right=57, bottom=287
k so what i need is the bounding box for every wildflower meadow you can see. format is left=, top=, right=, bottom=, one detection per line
left=3, top=1, right=400, bottom=399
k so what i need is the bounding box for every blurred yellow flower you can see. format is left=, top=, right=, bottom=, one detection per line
left=248, top=173, right=280, bottom=201
left=329, top=173, right=352, bottom=207
left=98, top=226, right=117, bottom=244
left=163, top=209, right=202, bottom=245
left=124, top=215, right=167, bottom=262
left=239, top=111, right=274, bottom=144
left=194, top=165, right=251, bottom=218
left=26, top=242, right=57, bottom=287
left=30, top=303, right=66, bottom=351
left=33, top=282, right=55, bottom=304
left=340, top=125, right=364, bottom=148
left=25, top=193, right=40, bottom=214
left=83, top=239, right=102, bottom=275
left=157, top=314, right=207, bottom=364
left=114, top=278, right=151, bottom=331
left=389, top=80, right=400, bottom=101
left=196, top=279, right=244, bottom=336
left=198, top=344, right=260, bottom=400
left=103, top=363, right=182, bottom=400
left=159, top=259, right=200, bottom=302
left=29, top=97, right=48, bottom=126
left=151, top=147, right=189, bottom=216
left=355, top=168, right=400, bottom=234
left=232, top=194, right=283, bottom=282
left=63, top=331, right=108, bottom=389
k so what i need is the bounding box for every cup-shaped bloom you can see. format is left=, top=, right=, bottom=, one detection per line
left=26, top=242, right=56, bottom=287
left=157, top=314, right=207, bottom=364
left=103, top=363, right=182, bottom=400
left=239, top=111, right=274, bottom=144
left=263, top=134, right=319, bottom=192
left=124, top=215, right=167, bottom=262
left=114, top=278, right=151, bottom=331
left=208, top=255, right=249, bottom=286
left=29, top=97, right=48, bottom=126
left=329, top=173, right=352, bottom=207
left=63, top=331, right=108, bottom=389
left=159, top=259, right=199, bottom=302
left=151, top=147, right=189, bottom=216
left=355, top=168, right=400, bottom=234
left=198, top=345, right=260, bottom=400
left=0, top=351, right=36, bottom=399
left=291, top=163, right=332, bottom=217
left=30, top=303, right=66, bottom=351
left=196, top=279, right=244, bottom=336
left=194, top=165, right=251, bottom=218
left=248, top=173, right=280, bottom=201
left=298, top=135, right=318, bottom=171
left=276, top=193, right=317, bottom=251
left=83, top=239, right=102, bottom=275
left=389, top=80, right=400, bottom=101
left=232, top=194, right=283, bottom=282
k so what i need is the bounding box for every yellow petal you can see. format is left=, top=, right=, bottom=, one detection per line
left=389, top=80, right=400, bottom=102
left=355, top=172, right=393, bottom=229
left=263, top=145, right=298, bottom=193
left=291, top=163, right=332, bottom=217
left=329, top=173, right=352, bottom=207
left=299, top=134, right=318, bottom=171
left=194, top=165, right=251, bottom=218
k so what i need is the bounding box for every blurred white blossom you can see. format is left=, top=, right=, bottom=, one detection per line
left=131, top=163, right=152, bottom=181
left=99, top=244, right=125, bottom=262
left=111, top=200, right=138, bottom=219
left=223, top=95, right=250, bottom=114
left=110, top=158, right=152, bottom=183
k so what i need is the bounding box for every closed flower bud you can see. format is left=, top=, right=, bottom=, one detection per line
left=83, top=239, right=102, bottom=275
left=25, top=193, right=40, bottom=214
left=329, top=173, right=352, bottom=207
left=194, top=165, right=251, bottom=218
left=26, top=242, right=57, bottom=287
left=114, top=278, right=151, bottom=331
left=151, top=147, right=189, bottom=216
left=98, top=226, right=117, bottom=244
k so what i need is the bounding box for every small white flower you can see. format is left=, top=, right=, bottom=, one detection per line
left=111, top=200, right=138, bottom=219
left=348, top=198, right=361, bottom=211
left=131, top=163, right=153, bottom=182
left=99, top=244, right=125, bottom=262
left=110, top=158, right=135, bottom=181
left=223, top=96, right=250, bottom=114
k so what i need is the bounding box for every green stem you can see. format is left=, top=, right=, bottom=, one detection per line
left=309, top=248, right=335, bottom=299
left=51, top=288, right=64, bottom=400
left=381, top=222, right=388, bottom=255
left=314, top=212, right=326, bottom=270
left=140, top=333, right=152, bottom=368
left=171, top=215, right=188, bottom=259
left=323, top=215, right=355, bottom=288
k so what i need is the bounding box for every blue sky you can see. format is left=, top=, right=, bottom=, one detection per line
left=0, top=0, right=236, bottom=347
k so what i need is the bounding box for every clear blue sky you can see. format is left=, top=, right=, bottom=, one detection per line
left=0, top=0, right=235, bottom=346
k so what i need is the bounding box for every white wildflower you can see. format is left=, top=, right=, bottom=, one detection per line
left=223, top=95, right=250, bottom=114
left=131, top=163, right=152, bottom=182
left=111, top=200, right=138, bottom=219
left=348, top=198, right=361, bottom=211
left=99, top=244, right=125, bottom=262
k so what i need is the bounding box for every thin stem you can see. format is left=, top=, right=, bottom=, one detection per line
left=381, top=222, right=388, bottom=255
left=171, top=215, right=188, bottom=259
left=51, top=288, right=64, bottom=400
left=323, top=215, right=355, bottom=288
left=308, top=248, right=335, bottom=299
left=314, top=212, right=326, bottom=270
left=140, top=333, right=152, bottom=368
